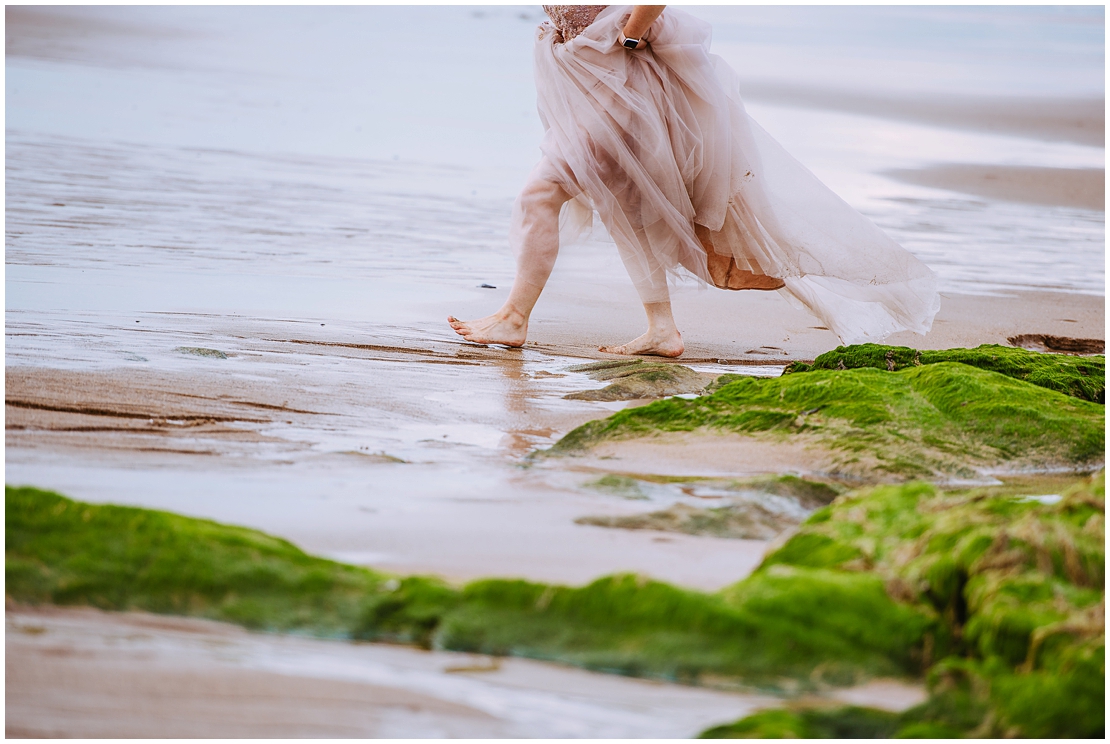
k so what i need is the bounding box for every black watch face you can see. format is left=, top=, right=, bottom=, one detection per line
left=623, top=38, right=639, bottom=49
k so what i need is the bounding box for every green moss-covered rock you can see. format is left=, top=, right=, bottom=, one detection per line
left=784, top=343, right=1104, bottom=403
left=435, top=570, right=932, bottom=685
left=11, top=479, right=1102, bottom=735
left=4, top=485, right=387, bottom=634
left=706, top=473, right=1105, bottom=738
left=352, top=576, right=460, bottom=648
left=553, top=363, right=1104, bottom=479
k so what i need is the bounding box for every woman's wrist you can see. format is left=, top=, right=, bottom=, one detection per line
left=619, top=30, right=647, bottom=50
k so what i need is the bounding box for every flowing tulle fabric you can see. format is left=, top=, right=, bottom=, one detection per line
left=528, top=6, right=941, bottom=344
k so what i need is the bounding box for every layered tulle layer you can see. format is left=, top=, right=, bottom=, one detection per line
left=530, top=6, right=940, bottom=344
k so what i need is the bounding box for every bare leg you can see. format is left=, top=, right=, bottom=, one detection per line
left=449, top=163, right=570, bottom=346
left=600, top=226, right=685, bottom=357
left=599, top=300, right=684, bottom=357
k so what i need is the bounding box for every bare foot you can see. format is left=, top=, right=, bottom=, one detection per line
left=448, top=309, right=528, bottom=347
left=599, top=329, right=684, bottom=358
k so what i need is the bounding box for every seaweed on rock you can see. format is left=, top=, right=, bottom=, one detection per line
left=9, top=477, right=1103, bottom=735
left=703, top=472, right=1105, bottom=738
left=552, top=362, right=1104, bottom=480
left=699, top=706, right=905, bottom=739
left=4, top=485, right=386, bottom=635
left=783, top=343, right=1104, bottom=404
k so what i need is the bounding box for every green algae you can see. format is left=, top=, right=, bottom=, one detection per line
left=783, top=343, right=1104, bottom=404
left=4, top=485, right=386, bottom=635
left=431, top=571, right=928, bottom=685
left=552, top=362, right=1104, bottom=479
left=699, top=706, right=903, bottom=738
left=703, top=472, right=1106, bottom=738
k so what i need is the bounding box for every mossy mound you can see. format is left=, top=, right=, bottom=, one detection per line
left=6, top=485, right=933, bottom=689
left=434, top=568, right=930, bottom=685
left=564, top=359, right=710, bottom=401
left=704, top=473, right=1105, bottom=738
left=553, top=362, right=1104, bottom=480
left=4, top=485, right=387, bottom=634
left=783, top=343, right=1104, bottom=404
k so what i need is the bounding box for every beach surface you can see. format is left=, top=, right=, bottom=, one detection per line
left=7, top=604, right=792, bottom=738
left=5, top=4, right=1104, bottom=736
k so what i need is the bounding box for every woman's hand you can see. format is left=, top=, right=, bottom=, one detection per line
left=621, top=5, right=665, bottom=49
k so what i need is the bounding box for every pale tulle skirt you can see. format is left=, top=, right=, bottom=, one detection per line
left=528, top=6, right=940, bottom=345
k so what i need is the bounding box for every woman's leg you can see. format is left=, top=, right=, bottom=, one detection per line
left=598, top=225, right=685, bottom=357
left=448, top=163, right=570, bottom=346
left=598, top=299, right=684, bottom=357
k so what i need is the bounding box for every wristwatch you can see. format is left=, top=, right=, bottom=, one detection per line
left=620, top=33, right=642, bottom=49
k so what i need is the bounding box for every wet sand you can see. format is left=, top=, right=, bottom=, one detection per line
left=740, top=83, right=1105, bottom=147
left=526, top=286, right=1106, bottom=363
left=6, top=604, right=786, bottom=738
left=884, top=164, right=1105, bottom=212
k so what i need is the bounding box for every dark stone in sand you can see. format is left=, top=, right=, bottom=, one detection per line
left=1008, top=333, right=1104, bottom=355
left=564, top=359, right=711, bottom=401
left=175, top=347, right=228, bottom=360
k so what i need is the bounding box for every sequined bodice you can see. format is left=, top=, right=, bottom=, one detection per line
left=542, top=5, right=608, bottom=43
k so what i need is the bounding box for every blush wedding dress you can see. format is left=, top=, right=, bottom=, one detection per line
left=532, top=5, right=940, bottom=344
